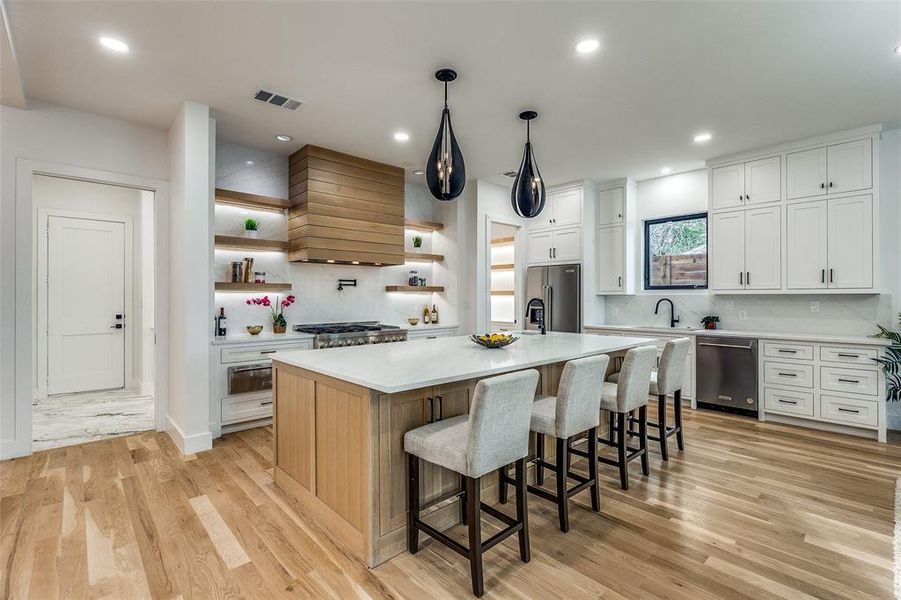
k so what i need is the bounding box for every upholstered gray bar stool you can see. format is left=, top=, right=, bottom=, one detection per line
left=608, top=338, right=691, bottom=461
left=572, top=345, right=656, bottom=490
left=497, top=355, right=610, bottom=533
left=404, top=369, right=539, bottom=598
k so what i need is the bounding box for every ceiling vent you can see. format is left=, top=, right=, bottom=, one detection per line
left=501, top=171, right=517, bottom=178
left=253, top=89, right=303, bottom=111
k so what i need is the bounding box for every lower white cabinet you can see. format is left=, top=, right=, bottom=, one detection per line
left=406, top=326, right=458, bottom=340
left=764, top=388, right=814, bottom=418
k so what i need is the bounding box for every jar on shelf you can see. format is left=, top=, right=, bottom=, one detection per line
left=408, top=270, right=419, bottom=286
left=254, top=271, right=267, bottom=284
left=230, top=262, right=243, bottom=283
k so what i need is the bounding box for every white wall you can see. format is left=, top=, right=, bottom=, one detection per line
left=0, top=101, right=168, bottom=458
left=166, top=102, right=213, bottom=454
left=213, top=142, right=458, bottom=332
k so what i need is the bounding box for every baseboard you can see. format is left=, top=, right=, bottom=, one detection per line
left=166, top=416, right=213, bottom=455
left=0, top=438, right=32, bottom=460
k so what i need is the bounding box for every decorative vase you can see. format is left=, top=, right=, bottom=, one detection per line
left=704, top=322, right=717, bottom=330
left=245, top=229, right=258, bottom=239
left=273, top=322, right=286, bottom=334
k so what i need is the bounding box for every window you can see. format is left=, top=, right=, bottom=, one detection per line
left=644, top=213, right=708, bottom=289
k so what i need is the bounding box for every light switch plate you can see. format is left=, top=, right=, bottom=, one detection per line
left=725, top=301, right=734, bottom=310
left=611, top=306, right=619, bottom=317
left=810, top=301, right=820, bottom=313
left=738, top=310, right=747, bottom=320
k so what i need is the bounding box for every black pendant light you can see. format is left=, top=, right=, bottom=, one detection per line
left=426, top=68, right=466, bottom=201
left=511, top=110, right=546, bottom=218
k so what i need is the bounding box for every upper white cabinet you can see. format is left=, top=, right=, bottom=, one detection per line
left=596, top=225, right=625, bottom=293
left=786, top=201, right=828, bottom=289
left=526, top=185, right=584, bottom=265
left=597, top=187, right=625, bottom=226
left=710, top=156, right=781, bottom=210
left=786, top=138, right=872, bottom=200
left=709, top=207, right=780, bottom=291
left=595, top=180, right=637, bottom=295
left=709, top=211, right=746, bottom=290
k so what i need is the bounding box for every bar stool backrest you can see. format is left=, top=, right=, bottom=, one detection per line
left=466, top=369, right=540, bottom=479
left=656, top=338, right=692, bottom=396
left=555, top=355, right=610, bottom=438
left=615, top=346, right=658, bottom=413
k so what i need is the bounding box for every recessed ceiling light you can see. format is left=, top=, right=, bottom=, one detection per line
left=244, top=160, right=255, bottom=166
left=412, top=169, right=424, bottom=175
left=661, top=167, right=673, bottom=174
left=275, top=134, right=293, bottom=142
left=693, top=132, right=713, bottom=143
left=98, top=36, right=129, bottom=53
left=394, top=132, right=410, bottom=142
left=895, top=43, right=901, bottom=55
left=574, top=38, right=600, bottom=54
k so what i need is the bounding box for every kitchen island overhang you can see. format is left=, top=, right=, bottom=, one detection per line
left=270, top=332, right=656, bottom=567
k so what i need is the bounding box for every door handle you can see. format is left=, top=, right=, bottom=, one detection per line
left=777, top=349, right=797, bottom=354
left=260, top=350, right=277, bottom=354
left=777, top=372, right=798, bottom=377
left=260, top=401, right=273, bottom=406
left=837, top=378, right=860, bottom=384
left=115, top=314, right=123, bottom=320
left=821, top=269, right=825, bottom=284
left=698, top=342, right=754, bottom=350
left=739, top=272, right=743, bottom=285
left=617, top=276, right=622, bottom=288
left=110, top=324, right=123, bottom=329
left=837, top=407, right=860, bottom=414
left=777, top=399, right=798, bottom=405
left=426, top=397, right=434, bottom=423
left=829, top=268, right=834, bottom=283
left=836, top=353, right=860, bottom=358
left=746, top=272, right=750, bottom=286
left=436, top=395, right=443, bottom=420
left=548, top=248, right=552, bottom=259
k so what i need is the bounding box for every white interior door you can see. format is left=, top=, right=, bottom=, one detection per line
left=827, top=195, right=873, bottom=289
left=709, top=211, right=746, bottom=290
left=786, top=200, right=828, bottom=289
left=48, top=216, right=126, bottom=394
left=744, top=206, right=781, bottom=289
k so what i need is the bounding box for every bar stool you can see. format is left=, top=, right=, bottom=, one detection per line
left=574, top=345, right=656, bottom=490
left=404, top=369, right=539, bottom=598
left=608, top=338, right=691, bottom=461
left=497, top=355, right=610, bottom=532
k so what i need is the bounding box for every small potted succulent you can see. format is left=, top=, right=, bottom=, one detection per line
left=412, top=235, right=423, bottom=248
left=701, top=315, right=720, bottom=330
left=247, top=294, right=296, bottom=334
left=244, top=218, right=259, bottom=239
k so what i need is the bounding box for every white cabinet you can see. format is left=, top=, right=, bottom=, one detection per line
left=526, top=185, right=584, bottom=265
left=596, top=225, right=625, bottom=293
left=786, top=139, right=872, bottom=200
left=532, top=188, right=582, bottom=230
left=786, top=195, right=872, bottom=290
left=597, top=187, right=624, bottom=226
left=552, top=226, right=582, bottom=262
left=710, top=207, right=780, bottom=291
left=527, top=230, right=554, bottom=263
left=710, top=156, right=781, bottom=210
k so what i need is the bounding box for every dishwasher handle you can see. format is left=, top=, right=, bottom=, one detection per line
left=698, top=342, right=755, bottom=350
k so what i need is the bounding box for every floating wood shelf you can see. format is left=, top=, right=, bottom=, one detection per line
left=385, top=285, right=445, bottom=293
left=491, top=236, right=515, bottom=245
left=490, top=263, right=515, bottom=270
left=405, top=252, right=444, bottom=262
left=214, top=235, right=289, bottom=252
left=490, top=290, right=515, bottom=296
left=404, top=218, right=444, bottom=232
left=215, top=188, right=291, bottom=212
left=215, top=282, right=293, bottom=292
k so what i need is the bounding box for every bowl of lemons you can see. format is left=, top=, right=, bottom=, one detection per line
left=470, top=332, right=518, bottom=349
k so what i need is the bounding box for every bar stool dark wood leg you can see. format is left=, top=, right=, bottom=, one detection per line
left=535, top=433, right=545, bottom=485
left=514, top=458, right=530, bottom=562
left=408, top=454, right=420, bottom=554
left=616, top=412, right=629, bottom=490
left=608, top=411, right=616, bottom=443
left=587, top=427, right=600, bottom=512
left=638, top=405, right=649, bottom=476
left=656, top=393, right=669, bottom=461
left=496, top=467, right=508, bottom=504
left=555, top=437, right=570, bottom=532
left=461, top=474, right=468, bottom=524
left=465, top=476, right=484, bottom=597
left=674, top=390, right=685, bottom=451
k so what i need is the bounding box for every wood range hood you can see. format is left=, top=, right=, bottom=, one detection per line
left=288, top=145, right=405, bottom=266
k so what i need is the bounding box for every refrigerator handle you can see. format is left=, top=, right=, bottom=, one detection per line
left=546, top=285, right=553, bottom=331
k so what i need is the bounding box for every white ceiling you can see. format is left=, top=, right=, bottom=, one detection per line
left=6, top=1, right=901, bottom=185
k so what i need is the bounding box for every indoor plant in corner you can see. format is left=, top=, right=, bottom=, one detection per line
left=244, top=218, right=259, bottom=239
left=247, top=294, right=296, bottom=334
left=874, top=313, right=901, bottom=402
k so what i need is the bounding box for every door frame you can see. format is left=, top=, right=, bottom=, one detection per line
left=36, top=208, right=135, bottom=399
left=484, top=216, right=522, bottom=330
left=8, top=159, right=169, bottom=460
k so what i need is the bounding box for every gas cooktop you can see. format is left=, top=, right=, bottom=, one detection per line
left=293, top=322, right=406, bottom=348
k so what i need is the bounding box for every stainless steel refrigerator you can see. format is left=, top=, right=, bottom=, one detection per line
left=525, top=264, right=581, bottom=333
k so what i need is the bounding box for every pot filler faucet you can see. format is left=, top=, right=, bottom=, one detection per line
left=655, top=298, right=680, bottom=328
left=525, top=297, right=546, bottom=334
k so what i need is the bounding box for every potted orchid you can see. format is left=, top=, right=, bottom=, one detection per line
left=246, top=294, right=296, bottom=334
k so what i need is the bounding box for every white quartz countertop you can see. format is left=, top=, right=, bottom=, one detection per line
left=583, top=324, right=890, bottom=347
left=211, top=331, right=314, bottom=346
left=272, top=332, right=657, bottom=393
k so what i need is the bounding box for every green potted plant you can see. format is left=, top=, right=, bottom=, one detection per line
left=244, top=218, right=259, bottom=239
left=412, top=235, right=423, bottom=248
left=874, top=313, right=901, bottom=402
left=701, top=315, right=720, bottom=330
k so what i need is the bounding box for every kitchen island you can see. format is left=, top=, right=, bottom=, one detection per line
left=270, top=332, right=655, bottom=567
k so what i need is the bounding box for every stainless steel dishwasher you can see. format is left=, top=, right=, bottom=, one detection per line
left=695, top=335, right=759, bottom=416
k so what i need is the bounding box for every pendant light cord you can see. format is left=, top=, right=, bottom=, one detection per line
left=444, top=81, right=448, bottom=108
left=526, top=119, right=530, bottom=142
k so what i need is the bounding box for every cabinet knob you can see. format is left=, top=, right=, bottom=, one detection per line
left=828, top=182, right=834, bottom=188
left=820, top=183, right=825, bottom=189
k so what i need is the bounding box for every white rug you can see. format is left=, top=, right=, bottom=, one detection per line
left=895, top=478, right=901, bottom=599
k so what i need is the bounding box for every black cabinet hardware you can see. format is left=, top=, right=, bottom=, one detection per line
left=777, top=399, right=798, bottom=405
left=837, top=378, right=860, bottom=384
left=836, top=353, right=860, bottom=358
left=837, top=407, right=860, bottom=414
left=260, top=401, right=273, bottom=406
left=777, top=372, right=797, bottom=377
left=260, top=350, right=277, bottom=354
left=777, top=349, right=798, bottom=354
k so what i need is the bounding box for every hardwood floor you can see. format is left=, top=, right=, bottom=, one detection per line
left=2, top=403, right=899, bottom=599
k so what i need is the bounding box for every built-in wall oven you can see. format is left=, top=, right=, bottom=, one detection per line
left=227, top=363, right=273, bottom=396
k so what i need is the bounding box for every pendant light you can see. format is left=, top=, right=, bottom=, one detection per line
left=511, top=110, right=546, bottom=218
left=426, top=68, right=466, bottom=201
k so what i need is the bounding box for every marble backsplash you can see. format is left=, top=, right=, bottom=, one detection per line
left=602, top=293, right=895, bottom=337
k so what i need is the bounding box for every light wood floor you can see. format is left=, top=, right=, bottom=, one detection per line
left=2, top=404, right=899, bottom=599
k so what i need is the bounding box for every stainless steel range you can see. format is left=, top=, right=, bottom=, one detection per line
left=293, top=321, right=407, bottom=349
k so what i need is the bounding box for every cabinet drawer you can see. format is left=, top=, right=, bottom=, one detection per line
left=819, top=395, right=877, bottom=427
left=762, top=341, right=814, bottom=361
left=820, top=366, right=878, bottom=396
left=763, top=361, right=814, bottom=388
left=221, top=393, right=272, bottom=424
left=221, top=342, right=311, bottom=364
left=819, top=346, right=879, bottom=366
left=764, top=387, right=814, bottom=417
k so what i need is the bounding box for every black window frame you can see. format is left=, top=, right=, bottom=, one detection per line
left=643, top=212, right=708, bottom=291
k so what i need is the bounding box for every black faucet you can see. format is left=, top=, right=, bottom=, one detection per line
left=525, top=297, right=546, bottom=335
left=655, top=298, right=680, bottom=328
